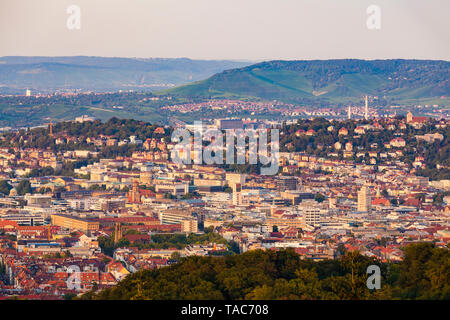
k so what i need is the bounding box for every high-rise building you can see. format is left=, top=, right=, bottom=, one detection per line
left=364, top=95, right=369, bottom=120
left=26, top=89, right=31, bottom=96
left=51, top=214, right=99, bottom=233
left=232, top=183, right=242, bottom=205
left=329, top=197, right=337, bottom=209
left=357, top=185, right=371, bottom=212
left=304, top=208, right=324, bottom=227
left=348, top=106, right=351, bottom=119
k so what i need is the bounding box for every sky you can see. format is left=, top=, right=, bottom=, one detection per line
left=0, top=0, right=449, bottom=61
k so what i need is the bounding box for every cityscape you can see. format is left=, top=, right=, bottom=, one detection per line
left=0, top=0, right=448, bottom=309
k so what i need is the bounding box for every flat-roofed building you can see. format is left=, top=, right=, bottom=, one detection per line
left=180, top=218, right=198, bottom=233
left=215, top=119, right=243, bottom=130
left=280, top=191, right=314, bottom=205
left=99, top=216, right=160, bottom=227
left=277, top=176, right=297, bottom=192
left=265, top=216, right=305, bottom=229
left=159, top=209, right=190, bottom=224
left=51, top=214, right=99, bottom=233
left=0, top=210, right=44, bottom=226
left=155, top=183, right=189, bottom=196
left=303, top=208, right=326, bottom=227
left=159, top=209, right=198, bottom=233
left=25, top=194, right=52, bottom=208
left=226, top=173, right=246, bottom=186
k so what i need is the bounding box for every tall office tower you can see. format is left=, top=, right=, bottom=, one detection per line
left=329, top=197, right=337, bottom=209
left=303, top=207, right=325, bottom=227
left=232, top=183, right=242, bottom=206
left=348, top=106, right=351, bottom=120
left=357, top=185, right=371, bottom=212
left=365, top=95, right=369, bottom=120
left=26, top=89, right=31, bottom=96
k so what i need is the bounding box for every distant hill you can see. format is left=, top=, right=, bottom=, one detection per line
left=0, top=56, right=252, bottom=93
left=165, top=59, right=450, bottom=105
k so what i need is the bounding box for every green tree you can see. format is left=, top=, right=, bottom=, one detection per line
left=16, top=179, right=32, bottom=195
left=170, top=251, right=181, bottom=260
left=0, top=180, right=13, bottom=195
left=315, top=193, right=325, bottom=203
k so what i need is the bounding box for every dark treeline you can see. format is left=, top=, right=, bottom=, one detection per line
left=81, top=243, right=449, bottom=300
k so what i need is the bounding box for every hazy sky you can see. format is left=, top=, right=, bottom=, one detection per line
left=0, top=0, right=448, bottom=61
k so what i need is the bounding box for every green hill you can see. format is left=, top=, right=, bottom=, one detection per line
left=165, top=59, right=450, bottom=105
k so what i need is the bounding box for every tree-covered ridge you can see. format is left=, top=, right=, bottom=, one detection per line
left=279, top=117, right=450, bottom=180
left=82, top=243, right=449, bottom=300
left=0, top=117, right=172, bottom=151
left=167, top=59, right=449, bottom=105
left=244, top=60, right=449, bottom=91
left=2, top=116, right=449, bottom=180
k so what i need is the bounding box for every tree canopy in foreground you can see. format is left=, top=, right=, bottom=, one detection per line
left=81, top=243, right=449, bottom=300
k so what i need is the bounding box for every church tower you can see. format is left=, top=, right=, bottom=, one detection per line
left=114, top=223, right=122, bottom=243
left=127, top=180, right=141, bottom=203
left=406, top=111, right=413, bottom=123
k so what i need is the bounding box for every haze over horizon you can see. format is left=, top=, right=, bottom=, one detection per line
left=1, top=0, right=449, bottom=61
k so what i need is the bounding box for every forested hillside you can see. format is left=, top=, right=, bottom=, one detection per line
left=82, top=243, right=450, bottom=300
left=167, top=59, right=450, bottom=106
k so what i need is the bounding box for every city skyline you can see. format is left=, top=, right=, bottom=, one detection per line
left=0, top=0, right=448, bottom=305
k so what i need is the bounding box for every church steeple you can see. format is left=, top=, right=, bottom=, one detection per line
left=48, top=120, right=53, bottom=137
left=114, top=223, right=122, bottom=243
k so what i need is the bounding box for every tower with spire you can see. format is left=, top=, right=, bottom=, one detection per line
left=114, top=223, right=122, bottom=244
left=48, top=120, right=53, bottom=137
